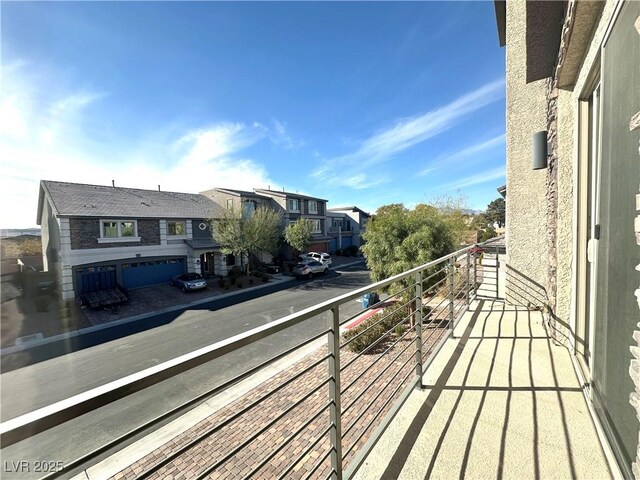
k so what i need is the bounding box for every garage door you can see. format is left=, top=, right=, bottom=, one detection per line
left=308, top=242, right=328, bottom=253
left=121, top=258, right=185, bottom=289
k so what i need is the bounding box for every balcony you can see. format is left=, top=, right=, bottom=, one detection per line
left=0, top=239, right=611, bottom=479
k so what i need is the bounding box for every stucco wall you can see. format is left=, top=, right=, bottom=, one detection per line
left=505, top=0, right=550, bottom=306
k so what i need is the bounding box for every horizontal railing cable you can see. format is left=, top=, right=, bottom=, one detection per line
left=40, top=328, right=331, bottom=480
left=343, top=352, right=416, bottom=437
left=276, top=425, right=333, bottom=480
left=194, top=379, right=331, bottom=480
left=302, top=449, right=333, bottom=480
left=342, top=360, right=417, bottom=458
left=137, top=356, right=331, bottom=479
left=340, top=296, right=415, bottom=350
left=341, top=311, right=414, bottom=371
left=242, top=402, right=332, bottom=479
left=341, top=323, right=415, bottom=395
left=342, top=331, right=416, bottom=415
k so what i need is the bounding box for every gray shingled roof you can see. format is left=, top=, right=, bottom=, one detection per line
left=40, top=180, right=221, bottom=219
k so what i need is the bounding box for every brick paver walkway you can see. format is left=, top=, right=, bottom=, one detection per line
left=110, top=318, right=451, bottom=479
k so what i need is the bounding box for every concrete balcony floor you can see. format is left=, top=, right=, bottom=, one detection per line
left=354, top=298, right=612, bottom=480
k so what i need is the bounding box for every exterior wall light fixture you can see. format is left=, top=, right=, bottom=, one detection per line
left=532, top=130, right=549, bottom=170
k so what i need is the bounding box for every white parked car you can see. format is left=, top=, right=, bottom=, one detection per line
left=305, top=252, right=332, bottom=265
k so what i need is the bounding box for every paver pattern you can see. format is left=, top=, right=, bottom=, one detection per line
left=110, top=318, right=451, bottom=479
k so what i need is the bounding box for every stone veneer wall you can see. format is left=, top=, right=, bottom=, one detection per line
left=544, top=0, right=576, bottom=344
left=630, top=14, right=640, bottom=480
left=69, top=218, right=161, bottom=249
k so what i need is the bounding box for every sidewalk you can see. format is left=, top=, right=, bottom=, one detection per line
left=0, top=259, right=364, bottom=356
left=71, top=302, right=446, bottom=480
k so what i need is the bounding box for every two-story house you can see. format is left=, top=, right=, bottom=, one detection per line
left=253, top=188, right=331, bottom=253
left=199, top=187, right=279, bottom=264
left=37, top=180, right=237, bottom=301
left=327, top=206, right=370, bottom=251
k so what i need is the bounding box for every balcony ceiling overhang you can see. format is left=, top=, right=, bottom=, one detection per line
left=525, top=1, right=566, bottom=83
left=555, top=0, right=605, bottom=89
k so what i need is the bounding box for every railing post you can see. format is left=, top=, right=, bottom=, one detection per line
left=414, top=271, right=423, bottom=389
left=473, top=248, right=478, bottom=298
left=495, top=245, right=500, bottom=299
left=328, top=306, right=343, bottom=479
left=448, top=257, right=455, bottom=333
left=465, top=251, right=471, bottom=311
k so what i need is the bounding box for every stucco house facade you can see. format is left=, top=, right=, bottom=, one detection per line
left=37, top=180, right=239, bottom=301
left=253, top=188, right=332, bottom=253
left=497, top=0, right=639, bottom=476
left=327, top=206, right=370, bottom=252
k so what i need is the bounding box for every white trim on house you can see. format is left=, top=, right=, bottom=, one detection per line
left=98, top=219, right=140, bottom=242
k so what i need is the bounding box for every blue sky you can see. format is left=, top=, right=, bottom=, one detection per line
left=0, top=1, right=505, bottom=228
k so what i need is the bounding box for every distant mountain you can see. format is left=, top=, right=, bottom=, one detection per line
left=0, top=228, right=41, bottom=238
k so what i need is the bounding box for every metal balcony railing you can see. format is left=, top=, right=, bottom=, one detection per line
left=0, top=239, right=504, bottom=479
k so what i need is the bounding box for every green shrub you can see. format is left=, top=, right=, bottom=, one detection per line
left=262, top=274, right=269, bottom=282
left=342, top=304, right=410, bottom=353
left=237, top=280, right=243, bottom=288
left=218, top=278, right=226, bottom=288
left=229, top=276, right=237, bottom=286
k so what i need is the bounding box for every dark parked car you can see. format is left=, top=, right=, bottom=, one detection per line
left=292, top=261, right=328, bottom=279
left=171, top=272, right=208, bottom=292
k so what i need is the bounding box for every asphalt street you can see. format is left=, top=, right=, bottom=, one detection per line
left=1, top=262, right=371, bottom=478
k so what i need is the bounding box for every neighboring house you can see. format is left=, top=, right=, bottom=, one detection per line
left=496, top=0, right=639, bottom=476
left=327, top=206, right=370, bottom=250
left=253, top=188, right=331, bottom=253
left=199, top=187, right=279, bottom=263
left=37, top=180, right=240, bottom=301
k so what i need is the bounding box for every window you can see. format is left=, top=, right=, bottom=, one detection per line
left=227, top=198, right=233, bottom=210
left=243, top=201, right=256, bottom=218
left=310, top=219, right=321, bottom=233
left=308, top=200, right=318, bottom=214
left=99, top=220, right=140, bottom=242
left=168, top=220, right=186, bottom=236
left=288, top=199, right=299, bottom=211
left=226, top=254, right=235, bottom=266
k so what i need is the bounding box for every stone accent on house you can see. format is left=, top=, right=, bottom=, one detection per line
left=630, top=19, right=640, bottom=477
left=69, top=219, right=161, bottom=249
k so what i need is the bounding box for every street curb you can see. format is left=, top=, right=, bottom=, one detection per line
left=69, top=294, right=374, bottom=480
left=0, top=260, right=364, bottom=356
left=0, top=276, right=295, bottom=356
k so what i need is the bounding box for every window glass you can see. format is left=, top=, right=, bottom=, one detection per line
left=120, top=221, right=135, bottom=236
left=309, top=200, right=317, bottom=214
left=227, top=198, right=233, bottom=210
left=168, top=221, right=185, bottom=236
left=289, top=199, right=299, bottom=211
left=103, top=221, right=118, bottom=237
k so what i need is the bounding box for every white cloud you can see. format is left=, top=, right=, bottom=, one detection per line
left=313, top=78, right=505, bottom=189
left=435, top=166, right=505, bottom=192
left=419, top=134, right=504, bottom=176
left=0, top=63, right=275, bottom=228
left=268, top=118, right=302, bottom=149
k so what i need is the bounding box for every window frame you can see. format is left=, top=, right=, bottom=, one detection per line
left=98, top=219, right=140, bottom=243
left=167, top=220, right=187, bottom=238
left=288, top=199, right=299, bottom=212
left=310, top=219, right=321, bottom=233
left=308, top=200, right=318, bottom=214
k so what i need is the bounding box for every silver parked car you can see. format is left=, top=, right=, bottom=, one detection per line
left=293, top=260, right=328, bottom=279
left=305, top=252, right=332, bottom=265
left=171, top=272, right=208, bottom=292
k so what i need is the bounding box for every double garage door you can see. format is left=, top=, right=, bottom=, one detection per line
left=76, top=258, right=186, bottom=294
left=121, top=258, right=186, bottom=289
